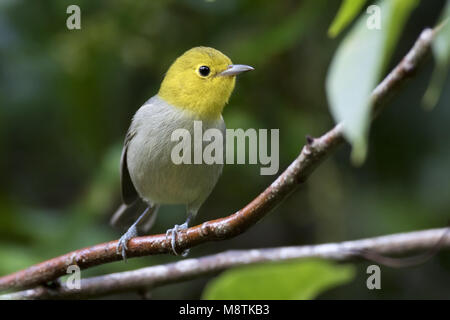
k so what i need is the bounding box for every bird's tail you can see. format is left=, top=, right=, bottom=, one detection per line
left=110, top=200, right=160, bottom=233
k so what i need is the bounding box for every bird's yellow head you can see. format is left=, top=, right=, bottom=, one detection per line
left=158, top=47, right=253, bottom=120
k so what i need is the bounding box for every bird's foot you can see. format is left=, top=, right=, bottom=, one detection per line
left=165, top=222, right=190, bottom=256
left=116, top=225, right=138, bottom=261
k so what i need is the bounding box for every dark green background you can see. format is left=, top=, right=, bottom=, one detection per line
left=0, top=0, right=449, bottom=299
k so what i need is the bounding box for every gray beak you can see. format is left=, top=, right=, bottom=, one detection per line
left=218, top=64, right=254, bottom=77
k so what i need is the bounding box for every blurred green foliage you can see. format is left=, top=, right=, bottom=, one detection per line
left=327, top=0, right=419, bottom=164
left=0, top=0, right=449, bottom=299
left=328, top=0, right=367, bottom=37
left=424, top=0, right=450, bottom=109
left=202, top=259, right=355, bottom=300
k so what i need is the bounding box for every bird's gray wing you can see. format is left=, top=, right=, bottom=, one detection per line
left=120, top=129, right=138, bottom=205
left=111, top=100, right=159, bottom=231
left=110, top=128, right=140, bottom=229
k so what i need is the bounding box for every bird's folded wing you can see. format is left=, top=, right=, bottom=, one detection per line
left=110, top=127, right=141, bottom=228
left=121, top=128, right=138, bottom=205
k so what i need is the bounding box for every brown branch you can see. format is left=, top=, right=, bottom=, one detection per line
left=0, top=27, right=435, bottom=292
left=2, top=227, right=448, bottom=299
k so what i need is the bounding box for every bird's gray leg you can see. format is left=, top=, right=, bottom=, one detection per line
left=117, top=206, right=151, bottom=261
left=165, top=211, right=195, bottom=256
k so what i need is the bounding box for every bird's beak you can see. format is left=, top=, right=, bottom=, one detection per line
left=218, top=64, right=254, bottom=77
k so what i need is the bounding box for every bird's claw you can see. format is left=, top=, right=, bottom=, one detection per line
left=117, top=225, right=138, bottom=261
left=165, top=223, right=190, bottom=256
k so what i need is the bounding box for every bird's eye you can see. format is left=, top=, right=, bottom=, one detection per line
left=198, top=65, right=210, bottom=77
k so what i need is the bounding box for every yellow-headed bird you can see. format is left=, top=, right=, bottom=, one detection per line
left=111, top=47, right=253, bottom=259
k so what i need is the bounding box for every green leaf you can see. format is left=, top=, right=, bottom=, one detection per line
left=326, top=0, right=418, bottom=165
left=423, top=1, right=450, bottom=110
left=202, top=259, right=355, bottom=300
left=383, top=0, right=420, bottom=69
left=328, top=0, right=367, bottom=38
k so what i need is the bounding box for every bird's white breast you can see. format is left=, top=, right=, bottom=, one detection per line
left=126, top=95, right=225, bottom=212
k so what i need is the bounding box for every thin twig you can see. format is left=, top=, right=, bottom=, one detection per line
left=0, top=28, right=435, bottom=292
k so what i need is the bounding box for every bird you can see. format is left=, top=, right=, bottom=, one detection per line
left=111, top=46, right=254, bottom=259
